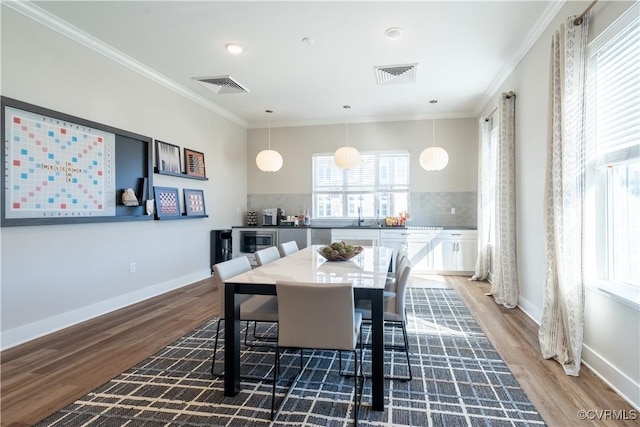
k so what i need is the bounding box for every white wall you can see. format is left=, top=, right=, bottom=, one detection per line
left=247, top=118, right=478, bottom=193
left=478, top=0, right=639, bottom=408
left=0, top=7, right=248, bottom=349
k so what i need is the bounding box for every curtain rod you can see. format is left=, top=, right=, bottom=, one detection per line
left=484, top=92, right=515, bottom=122
left=573, top=0, right=598, bottom=26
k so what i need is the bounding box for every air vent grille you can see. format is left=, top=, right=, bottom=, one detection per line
left=193, top=75, right=249, bottom=94
left=374, top=63, right=418, bottom=85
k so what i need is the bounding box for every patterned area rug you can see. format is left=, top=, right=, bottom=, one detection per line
left=36, top=288, right=546, bottom=426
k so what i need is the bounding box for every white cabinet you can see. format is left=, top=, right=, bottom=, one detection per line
left=331, top=228, right=380, bottom=246
left=380, top=229, right=409, bottom=272
left=430, top=230, right=477, bottom=274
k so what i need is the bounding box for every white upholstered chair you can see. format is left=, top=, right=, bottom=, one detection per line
left=255, top=246, right=281, bottom=266
left=211, top=256, right=279, bottom=376
left=385, top=244, right=408, bottom=295
left=271, top=281, right=364, bottom=424
left=277, top=240, right=299, bottom=257
left=356, top=256, right=413, bottom=381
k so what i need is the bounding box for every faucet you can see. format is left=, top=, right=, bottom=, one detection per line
left=357, top=207, right=364, bottom=227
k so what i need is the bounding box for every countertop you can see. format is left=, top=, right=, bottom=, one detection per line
left=232, top=225, right=477, bottom=230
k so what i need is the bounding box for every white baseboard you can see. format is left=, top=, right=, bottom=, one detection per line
left=517, top=295, right=542, bottom=324
left=0, top=270, right=211, bottom=351
left=582, top=344, right=640, bottom=411
left=515, top=296, right=639, bottom=411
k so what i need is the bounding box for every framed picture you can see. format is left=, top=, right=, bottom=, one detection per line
left=184, top=148, right=206, bottom=178
left=156, top=140, right=181, bottom=174
left=153, top=186, right=181, bottom=218
left=184, top=188, right=206, bottom=216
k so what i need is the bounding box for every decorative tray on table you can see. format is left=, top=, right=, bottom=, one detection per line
left=317, top=242, right=364, bottom=261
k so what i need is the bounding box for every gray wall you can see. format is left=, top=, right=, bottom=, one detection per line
left=0, top=6, right=248, bottom=349
left=477, top=0, right=638, bottom=408
left=246, top=118, right=478, bottom=227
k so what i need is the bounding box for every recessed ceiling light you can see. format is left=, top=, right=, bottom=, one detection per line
left=225, top=43, right=243, bottom=54
left=385, top=27, right=403, bottom=40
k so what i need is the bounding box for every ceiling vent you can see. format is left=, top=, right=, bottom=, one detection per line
left=374, top=63, right=418, bottom=85
left=193, top=75, right=249, bottom=94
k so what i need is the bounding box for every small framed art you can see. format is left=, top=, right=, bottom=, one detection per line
left=184, top=148, right=206, bottom=178
left=184, top=188, right=206, bottom=216
left=156, top=140, right=182, bottom=174
left=153, top=186, right=181, bottom=218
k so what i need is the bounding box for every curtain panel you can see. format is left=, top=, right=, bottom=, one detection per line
left=538, top=15, right=589, bottom=376
left=489, top=92, right=519, bottom=308
left=471, top=118, right=492, bottom=281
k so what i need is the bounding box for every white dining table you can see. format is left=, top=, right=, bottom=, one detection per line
left=223, top=245, right=393, bottom=411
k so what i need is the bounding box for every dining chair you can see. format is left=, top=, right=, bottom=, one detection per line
left=211, top=256, right=279, bottom=377
left=355, top=256, right=413, bottom=381
left=277, top=240, right=299, bottom=257
left=385, top=244, right=408, bottom=295
left=255, top=246, right=281, bottom=266
left=271, top=280, right=364, bottom=425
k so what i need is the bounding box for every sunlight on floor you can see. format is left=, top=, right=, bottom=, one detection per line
left=408, top=273, right=452, bottom=289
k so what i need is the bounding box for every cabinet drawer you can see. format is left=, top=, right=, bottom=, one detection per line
left=437, top=230, right=477, bottom=240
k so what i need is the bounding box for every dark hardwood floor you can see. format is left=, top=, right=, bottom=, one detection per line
left=1, top=274, right=636, bottom=426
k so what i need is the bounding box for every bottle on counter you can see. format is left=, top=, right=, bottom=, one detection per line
left=303, top=208, right=310, bottom=226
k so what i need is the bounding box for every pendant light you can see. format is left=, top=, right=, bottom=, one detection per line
left=420, top=100, right=449, bottom=171
left=334, top=105, right=360, bottom=169
left=256, top=109, right=283, bottom=172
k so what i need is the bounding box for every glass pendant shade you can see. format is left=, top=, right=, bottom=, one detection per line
left=256, top=149, right=283, bottom=172
left=256, top=109, right=282, bottom=172
left=334, top=104, right=360, bottom=169
left=420, top=99, right=448, bottom=171
left=419, top=146, right=449, bottom=171
left=334, top=146, right=360, bottom=169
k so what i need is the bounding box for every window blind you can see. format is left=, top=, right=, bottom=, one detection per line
left=312, top=151, right=409, bottom=218
left=590, top=5, right=639, bottom=167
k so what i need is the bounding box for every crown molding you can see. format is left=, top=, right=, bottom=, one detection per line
left=475, top=0, right=566, bottom=116
left=4, top=1, right=248, bottom=128
left=248, top=111, right=477, bottom=130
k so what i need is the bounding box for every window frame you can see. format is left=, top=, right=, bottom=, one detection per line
left=311, top=150, right=410, bottom=221
left=584, top=3, right=640, bottom=309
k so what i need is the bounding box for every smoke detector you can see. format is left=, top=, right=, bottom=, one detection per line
left=192, top=75, right=249, bottom=94
left=374, top=63, right=418, bottom=85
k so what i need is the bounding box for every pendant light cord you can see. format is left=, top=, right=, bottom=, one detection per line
left=343, top=105, right=351, bottom=147
left=430, top=99, right=437, bottom=147
left=266, top=109, right=273, bottom=150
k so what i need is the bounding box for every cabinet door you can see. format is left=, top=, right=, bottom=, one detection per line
left=432, top=239, right=457, bottom=271
left=331, top=229, right=380, bottom=246
left=457, top=240, right=477, bottom=272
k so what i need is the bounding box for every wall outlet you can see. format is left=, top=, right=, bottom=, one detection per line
left=451, top=208, right=456, bottom=215
left=129, top=262, right=136, bottom=274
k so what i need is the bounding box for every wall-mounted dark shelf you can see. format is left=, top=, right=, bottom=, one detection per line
left=155, top=214, right=209, bottom=220
left=1, top=97, right=154, bottom=227
left=154, top=168, right=208, bottom=181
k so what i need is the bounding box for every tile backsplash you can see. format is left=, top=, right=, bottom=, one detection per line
left=247, top=192, right=477, bottom=228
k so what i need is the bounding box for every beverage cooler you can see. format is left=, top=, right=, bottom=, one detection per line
left=211, top=229, right=232, bottom=273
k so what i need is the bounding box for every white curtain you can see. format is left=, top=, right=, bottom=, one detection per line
left=489, top=92, right=519, bottom=308
left=471, top=118, right=492, bottom=281
left=538, top=16, right=589, bottom=376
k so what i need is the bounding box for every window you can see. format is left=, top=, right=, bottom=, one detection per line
left=586, top=3, right=639, bottom=303
left=312, top=151, right=409, bottom=220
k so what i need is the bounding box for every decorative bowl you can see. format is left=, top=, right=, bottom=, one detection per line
left=317, top=244, right=364, bottom=262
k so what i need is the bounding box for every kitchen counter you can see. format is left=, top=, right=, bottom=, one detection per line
left=232, top=225, right=476, bottom=230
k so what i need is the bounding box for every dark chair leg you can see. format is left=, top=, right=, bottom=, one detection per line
left=400, top=321, right=413, bottom=381
left=210, top=318, right=223, bottom=376
left=271, top=346, right=280, bottom=420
